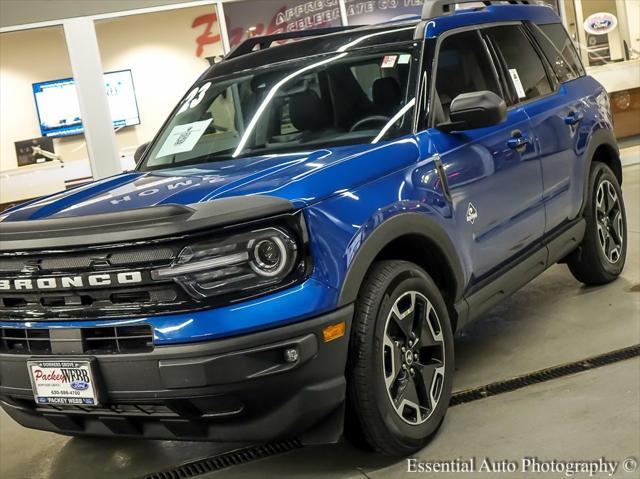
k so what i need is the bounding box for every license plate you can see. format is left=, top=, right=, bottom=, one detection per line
left=27, top=360, right=99, bottom=406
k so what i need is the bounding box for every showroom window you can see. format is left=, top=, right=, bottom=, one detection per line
left=344, top=0, right=422, bottom=24
left=562, top=0, right=637, bottom=67
left=560, top=0, right=640, bottom=139
left=223, top=0, right=343, bottom=49
left=342, top=0, right=559, bottom=23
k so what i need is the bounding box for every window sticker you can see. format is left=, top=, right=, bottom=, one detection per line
left=398, top=54, right=412, bottom=64
left=381, top=55, right=398, bottom=68
left=156, top=119, right=212, bottom=158
left=508, top=68, right=527, bottom=99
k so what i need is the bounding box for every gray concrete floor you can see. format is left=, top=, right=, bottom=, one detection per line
left=620, top=143, right=639, bottom=167
left=1, top=164, right=639, bottom=479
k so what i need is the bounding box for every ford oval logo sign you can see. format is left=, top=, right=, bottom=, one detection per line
left=584, top=12, right=618, bottom=36
left=71, top=380, right=89, bottom=391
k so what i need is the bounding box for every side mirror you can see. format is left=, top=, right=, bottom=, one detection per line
left=134, top=141, right=150, bottom=163
left=437, top=91, right=507, bottom=133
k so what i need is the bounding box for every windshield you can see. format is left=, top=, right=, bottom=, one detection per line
left=140, top=47, right=416, bottom=171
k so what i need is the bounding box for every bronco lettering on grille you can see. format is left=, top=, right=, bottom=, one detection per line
left=0, top=271, right=143, bottom=291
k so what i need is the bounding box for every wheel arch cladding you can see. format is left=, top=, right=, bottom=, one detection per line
left=338, top=213, right=464, bottom=327
left=591, top=142, right=622, bottom=185
left=580, top=128, right=622, bottom=215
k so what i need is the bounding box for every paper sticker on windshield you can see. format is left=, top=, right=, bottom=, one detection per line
left=398, top=54, right=411, bottom=64
left=155, top=119, right=212, bottom=158
left=381, top=55, right=397, bottom=68
left=509, top=68, right=527, bottom=99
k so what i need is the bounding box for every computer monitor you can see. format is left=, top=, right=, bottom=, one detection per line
left=14, top=137, right=56, bottom=167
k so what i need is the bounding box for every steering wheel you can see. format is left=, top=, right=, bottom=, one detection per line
left=349, top=115, right=390, bottom=132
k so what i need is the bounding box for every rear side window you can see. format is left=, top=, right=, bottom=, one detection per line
left=485, top=25, right=553, bottom=104
left=529, top=23, right=585, bottom=82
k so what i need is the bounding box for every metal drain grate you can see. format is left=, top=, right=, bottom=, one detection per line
left=141, top=344, right=639, bottom=478
left=450, top=343, right=640, bottom=406
left=142, top=439, right=303, bottom=479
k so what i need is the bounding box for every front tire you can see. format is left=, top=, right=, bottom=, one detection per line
left=568, top=162, right=627, bottom=285
left=347, top=261, right=454, bottom=455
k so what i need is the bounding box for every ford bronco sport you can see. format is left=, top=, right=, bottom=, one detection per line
left=0, top=0, right=626, bottom=455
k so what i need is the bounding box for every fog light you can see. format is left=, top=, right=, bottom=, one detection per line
left=284, top=348, right=299, bottom=363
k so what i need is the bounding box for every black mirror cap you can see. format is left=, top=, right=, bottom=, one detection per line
left=134, top=141, right=151, bottom=164
left=438, top=90, right=507, bottom=132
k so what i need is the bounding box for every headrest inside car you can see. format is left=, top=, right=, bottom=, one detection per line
left=373, top=77, right=401, bottom=115
left=289, top=91, right=330, bottom=131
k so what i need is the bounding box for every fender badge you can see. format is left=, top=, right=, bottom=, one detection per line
left=466, top=203, right=478, bottom=224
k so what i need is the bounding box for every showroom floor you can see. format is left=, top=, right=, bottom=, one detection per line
left=1, top=164, right=639, bottom=479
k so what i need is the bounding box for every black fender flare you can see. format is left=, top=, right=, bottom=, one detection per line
left=337, top=212, right=465, bottom=307
left=579, top=127, right=621, bottom=216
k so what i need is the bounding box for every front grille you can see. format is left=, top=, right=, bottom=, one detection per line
left=0, top=328, right=51, bottom=354
left=0, top=248, right=175, bottom=273
left=0, top=238, right=200, bottom=320
left=0, top=324, right=154, bottom=354
left=1, top=285, right=183, bottom=318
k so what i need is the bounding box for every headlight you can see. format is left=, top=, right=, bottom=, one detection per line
left=151, top=226, right=303, bottom=299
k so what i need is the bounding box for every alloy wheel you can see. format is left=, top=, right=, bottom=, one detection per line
left=382, top=291, right=445, bottom=425
left=595, top=179, right=624, bottom=263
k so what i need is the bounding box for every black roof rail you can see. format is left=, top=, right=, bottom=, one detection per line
left=225, top=25, right=362, bottom=60
left=422, top=0, right=532, bottom=20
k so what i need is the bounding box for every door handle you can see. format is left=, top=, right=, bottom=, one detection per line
left=564, top=111, right=583, bottom=125
left=507, top=134, right=531, bottom=150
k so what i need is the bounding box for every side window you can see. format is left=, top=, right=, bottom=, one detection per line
left=529, top=23, right=585, bottom=82
left=485, top=25, right=553, bottom=104
left=433, top=30, right=502, bottom=124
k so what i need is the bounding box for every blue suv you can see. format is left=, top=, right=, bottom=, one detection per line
left=0, top=0, right=627, bottom=455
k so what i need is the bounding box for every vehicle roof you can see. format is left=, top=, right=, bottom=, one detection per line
left=202, top=3, right=560, bottom=80
left=204, top=21, right=419, bottom=80
left=424, top=3, right=560, bottom=37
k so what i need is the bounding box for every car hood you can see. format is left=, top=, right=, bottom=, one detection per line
left=1, top=137, right=419, bottom=222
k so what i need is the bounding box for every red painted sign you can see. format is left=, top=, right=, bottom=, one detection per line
left=192, top=13, right=222, bottom=57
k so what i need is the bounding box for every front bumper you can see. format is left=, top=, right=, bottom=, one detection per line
left=0, top=305, right=353, bottom=442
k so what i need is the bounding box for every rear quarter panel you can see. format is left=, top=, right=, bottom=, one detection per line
left=526, top=76, right=614, bottom=229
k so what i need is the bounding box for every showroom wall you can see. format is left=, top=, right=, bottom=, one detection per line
left=0, top=27, right=84, bottom=171
left=0, top=4, right=222, bottom=176
left=0, top=0, right=199, bottom=27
